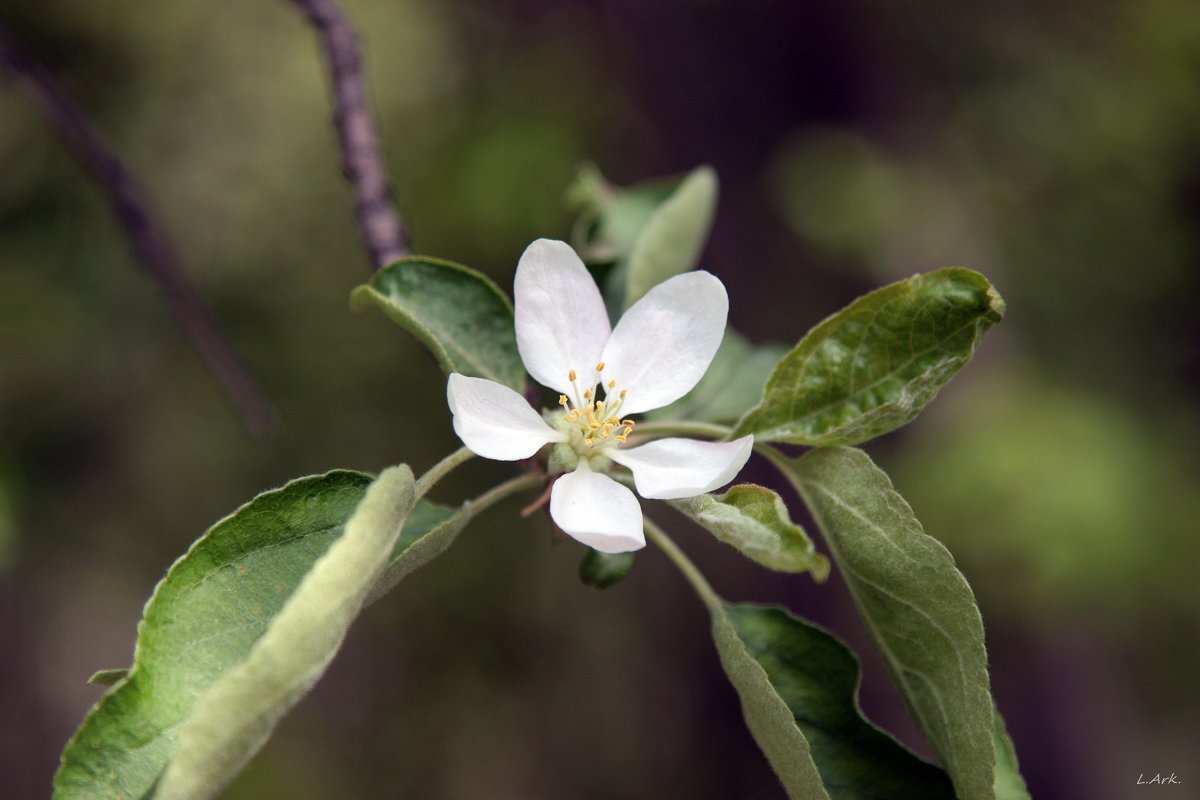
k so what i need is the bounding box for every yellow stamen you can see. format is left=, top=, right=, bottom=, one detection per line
left=568, top=369, right=577, bottom=382
left=583, top=389, right=592, bottom=400
left=558, top=395, right=568, bottom=407
left=615, top=434, right=627, bottom=442
left=595, top=361, right=605, bottom=372
left=584, top=437, right=594, bottom=447
left=619, top=389, right=628, bottom=399
left=607, top=380, right=616, bottom=390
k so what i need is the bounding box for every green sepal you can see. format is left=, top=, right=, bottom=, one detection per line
left=578, top=548, right=637, bottom=589
left=735, top=268, right=1004, bottom=446
left=351, top=255, right=525, bottom=391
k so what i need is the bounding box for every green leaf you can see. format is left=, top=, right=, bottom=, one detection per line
left=351, top=256, right=525, bottom=391
left=568, top=165, right=718, bottom=310
left=365, top=497, right=466, bottom=604
left=724, top=604, right=956, bottom=800
left=710, top=607, right=831, bottom=800
left=53, top=471, right=374, bottom=800
left=154, top=466, right=417, bottom=800
left=53, top=474, right=460, bottom=800
left=992, top=708, right=1031, bottom=800
left=578, top=548, right=637, bottom=589
left=735, top=269, right=1004, bottom=446
left=624, top=165, right=717, bottom=306
left=85, top=668, right=128, bottom=687
left=782, top=446, right=996, bottom=800
left=650, top=330, right=788, bottom=425
left=670, top=484, right=829, bottom=578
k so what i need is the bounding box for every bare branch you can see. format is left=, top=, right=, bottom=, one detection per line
left=287, top=0, right=410, bottom=270
left=0, top=24, right=278, bottom=436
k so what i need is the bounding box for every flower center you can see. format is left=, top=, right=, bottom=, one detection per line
left=557, top=363, right=636, bottom=449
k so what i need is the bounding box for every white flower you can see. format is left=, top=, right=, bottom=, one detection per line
left=447, top=239, right=754, bottom=553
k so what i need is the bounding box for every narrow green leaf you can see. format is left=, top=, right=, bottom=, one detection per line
left=650, top=330, right=788, bottom=425
left=783, top=446, right=995, bottom=800
left=725, top=604, right=955, bottom=800
left=735, top=269, right=1004, bottom=446
left=578, top=548, right=637, bottom=589
left=53, top=471, right=374, bottom=800
left=624, top=165, right=717, bottom=306
left=711, top=608, right=832, bottom=800
left=351, top=256, right=525, bottom=391
left=670, top=484, right=829, bottom=578
left=992, top=708, right=1031, bottom=800
left=154, top=466, right=417, bottom=800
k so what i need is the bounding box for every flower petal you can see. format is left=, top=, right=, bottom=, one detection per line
left=600, top=271, right=728, bottom=415
left=514, top=239, right=612, bottom=395
left=609, top=435, right=754, bottom=500
left=549, top=462, right=645, bottom=552
left=447, top=374, right=564, bottom=460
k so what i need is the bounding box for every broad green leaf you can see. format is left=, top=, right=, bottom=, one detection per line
left=710, top=607, right=831, bottom=800
left=671, top=484, right=829, bottom=578
left=351, top=256, right=525, bottom=391
left=993, top=708, right=1031, bottom=800
left=154, top=466, right=417, bottom=800
left=735, top=269, right=1004, bottom=445
left=578, top=548, right=636, bottom=589
left=53, top=471, right=374, bottom=800
left=54, top=474, right=459, bottom=800
left=783, top=446, right=995, bottom=800
left=624, top=165, right=717, bottom=306
left=725, top=604, right=956, bottom=800
left=650, top=330, right=788, bottom=425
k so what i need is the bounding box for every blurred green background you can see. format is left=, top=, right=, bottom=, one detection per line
left=3, top=0, right=1199, bottom=797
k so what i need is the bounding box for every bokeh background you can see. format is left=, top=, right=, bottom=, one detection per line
left=3, top=0, right=1199, bottom=797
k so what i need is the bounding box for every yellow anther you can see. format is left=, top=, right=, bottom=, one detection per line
left=564, top=410, right=579, bottom=422
left=619, top=389, right=628, bottom=399
left=595, top=361, right=605, bottom=372
left=583, top=389, right=592, bottom=400
left=622, top=425, right=633, bottom=437
left=584, top=437, right=594, bottom=447
left=596, top=401, right=606, bottom=412
left=568, top=369, right=577, bottom=382
left=615, top=434, right=628, bottom=442
left=621, top=419, right=635, bottom=427
left=558, top=395, right=568, bottom=406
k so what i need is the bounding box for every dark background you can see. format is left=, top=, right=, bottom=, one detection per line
left=2, top=0, right=1199, bottom=797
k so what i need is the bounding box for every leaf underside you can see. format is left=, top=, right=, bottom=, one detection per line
left=785, top=447, right=997, bottom=800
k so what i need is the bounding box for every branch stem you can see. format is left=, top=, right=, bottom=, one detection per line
left=642, top=516, right=722, bottom=612
left=287, top=0, right=409, bottom=270
left=414, top=446, right=475, bottom=500
left=0, top=24, right=277, bottom=436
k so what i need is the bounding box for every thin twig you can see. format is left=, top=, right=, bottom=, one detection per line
left=0, top=24, right=278, bottom=436
left=287, top=0, right=409, bottom=270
